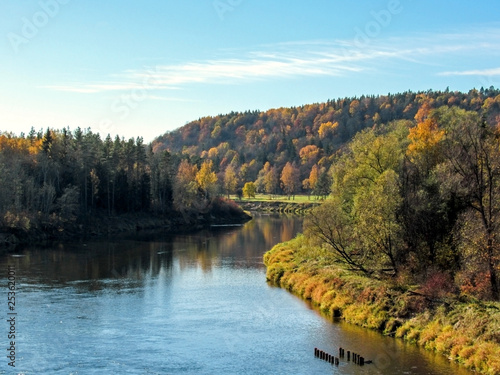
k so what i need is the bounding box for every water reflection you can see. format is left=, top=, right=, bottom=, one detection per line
left=0, top=214, right=473, bottom=374
left=2, top=214, right=301, bottom=288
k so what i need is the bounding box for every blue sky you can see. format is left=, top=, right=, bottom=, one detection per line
left=2, top=1, right=500, bottom=142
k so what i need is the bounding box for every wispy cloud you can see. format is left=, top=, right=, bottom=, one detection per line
left=42, top=53, right=367, bottom=94
left=438, top=67, right=500, bottom=77
left=41, top=27, right=500, bottom=94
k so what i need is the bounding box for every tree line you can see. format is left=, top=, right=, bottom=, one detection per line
left=0, top=127, right=244, bottom=239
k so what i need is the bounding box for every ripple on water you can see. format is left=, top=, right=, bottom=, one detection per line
left=3, top=215, right=474, bottom=375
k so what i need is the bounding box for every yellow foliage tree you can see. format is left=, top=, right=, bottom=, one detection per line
left=407, top=118, right=445, bottom=170
left=196, top=160, right=218, bottom=198
left=242, top=181, right=256, bottom=198
left=207, top=147, right=219, bottom=159
left=223, top=165, right=238, bottom=198
left=318, top=121, right=339, bottom=139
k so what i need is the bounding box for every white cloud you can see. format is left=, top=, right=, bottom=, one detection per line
left=43, top=53, right=367, bottom=94
left=41, top=27, right=500, bottom=94
left=438, top=67, right=500, bottom=77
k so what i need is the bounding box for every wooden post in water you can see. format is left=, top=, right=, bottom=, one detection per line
left=347, top=350, right=350, bottom=361
left=360, top=356, right=364, bottom=366
left=335, top=357, right=339, bottom=366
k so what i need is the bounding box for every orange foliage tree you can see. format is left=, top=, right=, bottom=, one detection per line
left=280, top=162, right=300, bottom=199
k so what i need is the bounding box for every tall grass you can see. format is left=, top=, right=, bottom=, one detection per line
left=264, top=235, right=500, bottom=375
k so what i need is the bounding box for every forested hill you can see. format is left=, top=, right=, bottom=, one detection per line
left=152, top=88, right=500, bottom=195
left=2, top=87, right=500, bottom=245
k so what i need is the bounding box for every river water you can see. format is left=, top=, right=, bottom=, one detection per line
left=1, top=214, right=471, bottom=374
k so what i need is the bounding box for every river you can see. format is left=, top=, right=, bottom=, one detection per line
left=1, top=214, right=471, bottom=374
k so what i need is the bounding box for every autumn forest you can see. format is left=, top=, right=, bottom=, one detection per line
left=2, top=87, right=500, bottom=300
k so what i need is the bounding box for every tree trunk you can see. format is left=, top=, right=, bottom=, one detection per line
left=107, top=178, right=111, bottom=217
left=487, top=236, right=499, bottom=300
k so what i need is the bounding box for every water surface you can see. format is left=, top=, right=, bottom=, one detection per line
left=1, top=214, right=471, bottom=374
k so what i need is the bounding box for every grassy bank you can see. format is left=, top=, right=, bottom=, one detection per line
left=230, top=194, right=321, bottom=203
left=231, top=194, right=320, bottom=214
left=264, top=235, right=500, bottom=374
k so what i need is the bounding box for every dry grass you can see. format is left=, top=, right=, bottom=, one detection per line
left=264, top=235, right=500, bottom=374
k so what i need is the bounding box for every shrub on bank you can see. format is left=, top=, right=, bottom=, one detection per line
left=264, top=235, right=500, bottom=374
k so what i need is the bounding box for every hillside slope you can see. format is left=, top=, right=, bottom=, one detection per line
left=152, top=88, right=500, bottom=193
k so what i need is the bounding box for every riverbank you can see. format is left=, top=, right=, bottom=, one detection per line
left=0, top=198, right=251, bottom=248
left=264, top=235, right=500, bottom=374
left=236, top=199, right=319, bottom=214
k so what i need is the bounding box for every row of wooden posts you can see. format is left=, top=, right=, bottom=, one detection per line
left=314, top=347, right=365, bottom=366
